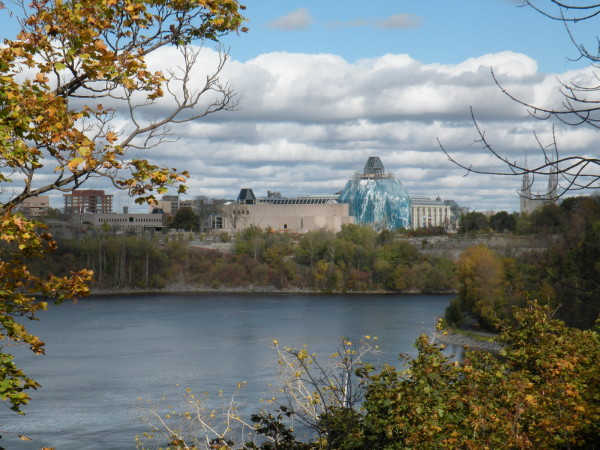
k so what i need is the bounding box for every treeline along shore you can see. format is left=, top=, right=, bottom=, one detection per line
left=33, top=195, right=600, bottom=330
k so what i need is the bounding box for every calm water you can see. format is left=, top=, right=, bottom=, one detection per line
left=1, top=293, right=453, bottom=449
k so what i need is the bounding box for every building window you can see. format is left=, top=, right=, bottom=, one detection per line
left=211, top=216, right=224, bottom=229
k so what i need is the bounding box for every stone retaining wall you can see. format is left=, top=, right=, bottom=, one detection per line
left=399, top=234, right=557, bottom=261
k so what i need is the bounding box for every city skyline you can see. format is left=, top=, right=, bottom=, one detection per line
left=4, top=1, right=599, bottom=212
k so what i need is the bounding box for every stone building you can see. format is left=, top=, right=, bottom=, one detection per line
left=410, top=196, right=452, bottom=229
left=520, top=165, right=559, bottom=215
left=213, top=189, right=353, bottom=233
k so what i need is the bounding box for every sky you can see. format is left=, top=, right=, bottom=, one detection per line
left=4, top=0, right=600, bottom=212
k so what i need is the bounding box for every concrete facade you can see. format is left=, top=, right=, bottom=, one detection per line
left=79, top=212, right=165, bottom=231
left=153, top=195, right=195, bottom=215
left=216, top=202, right=354, bottom=234
left=17, top=195, right=50, bottom=217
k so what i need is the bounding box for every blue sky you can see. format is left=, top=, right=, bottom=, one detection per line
left=221, top=0, right=593, bottom=74
left=2, top=0, right=598, bottom=212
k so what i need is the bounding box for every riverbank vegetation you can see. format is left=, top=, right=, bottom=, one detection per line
left=28, top=195, right=599, bottom=332
left=33, top=223, right=457, bottom=294
left=446, top=195, right=600, bottom=330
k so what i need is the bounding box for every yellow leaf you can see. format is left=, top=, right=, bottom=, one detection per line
left=68, top=157, right=83, bottom=170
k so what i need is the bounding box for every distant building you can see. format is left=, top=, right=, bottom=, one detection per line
left=64, top=190, right=113, bottom=214
left=339, top=156, right=411, bottom=230
left=410, top=196, right=452, bottom=229
left=79, top=212, right=164, bottom=231
left=17, top=195, right=49, bottom=217
left=153, top=195, right=194, bottom=215
left=213, top=188, right=354, bottom=233
left=444, top=199, right=469, bottom=230
left=520, top=165, right=559, bottom=215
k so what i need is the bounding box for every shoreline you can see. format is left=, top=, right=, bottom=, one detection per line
left=87, top=286, right=457, bottom=297
left=434, top=330, right=503, bottom=353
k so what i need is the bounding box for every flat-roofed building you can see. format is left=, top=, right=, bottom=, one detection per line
left=213, top=189, right=354, bottom=234
left=153, top=195, right=195, bottom=215
left=64, top=190, right=113, bottom=214
left=17, top=195, right=50, bottom=217
left=410, top=196, right=452, bottom=229
left=80, top=212, right=164, bottom=231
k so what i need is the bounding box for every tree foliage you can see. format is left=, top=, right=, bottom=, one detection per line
left=169, top=207, right=199, bottom=231
left=447, top=195, right=600, bottom=330
left=489, top=210, right=517, bottom=233
left=459, top=211, right=489, bottom=234
left=0, top=0, right=246, bottom=418
left=359, top=303, right=599, bottom=449
left=451, top=245, right=510, bottom=329
left=43, top=224, right=455, bottom=294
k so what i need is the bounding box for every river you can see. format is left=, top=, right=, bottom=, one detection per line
left=0, top=293, right=454, bottom=449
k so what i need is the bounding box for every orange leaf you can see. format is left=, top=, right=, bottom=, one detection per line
left=94, top=40, right=107, bottom=51
left=35, top=73, right=48, bottom=83
left=106, top=131, right=117, bottom=143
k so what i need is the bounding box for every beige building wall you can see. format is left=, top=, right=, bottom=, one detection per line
left=154, top=200, right=172, bottom=214
left=80, top=213, right=165, bottom=230
left=18, top=195, right=50, bottom=216
left=218, top=203, right=353, bottom=233
left=152, top=197, right=194, bottom=215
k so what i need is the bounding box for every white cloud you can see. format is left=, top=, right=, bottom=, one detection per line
left=377, top=13, right=421, bottom=29
left=15, top=46, right=599, bottom=213
left=328, top=13, right=421, bottom=30
left=267, top=8, right=312, bottom=31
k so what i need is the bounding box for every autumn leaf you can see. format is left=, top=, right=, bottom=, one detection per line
left=105, top=131, right=118, bottom=143
left=67, top=157, right=83, bottom=170
left=35, top=73, right=48, bottom=83
left=94, top=39, right=107, bottom=51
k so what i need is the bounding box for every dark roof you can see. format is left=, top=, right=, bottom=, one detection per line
left=237, top=188, right=256, bottom=204
left=258, top=198, right=334, bottom=205
left=363, top=156, right=385, bottom=177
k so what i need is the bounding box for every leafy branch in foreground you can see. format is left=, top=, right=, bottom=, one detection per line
left=0, top=0, right=246, bottom=426
left=136, top=384, right=257, bottom=449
